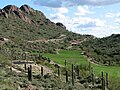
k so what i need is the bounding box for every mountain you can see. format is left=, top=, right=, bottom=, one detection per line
left=81, top=34, right=120, bottom=66
left=0, top=4, right=92, bottom=42
left=0, top=4, right=95, bottom=60
left=0, top=4, right=69, bottom=41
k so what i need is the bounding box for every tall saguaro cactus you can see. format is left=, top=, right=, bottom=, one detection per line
left=28, top=65, right=32, bottom=81
left=58, top=66, right=60, bottom=77
left=66, top=70, right=68, bottom=83
left=92, top=73, right=94, bottom=85
left=24, top=64, right=27, bottom=70
left=72, top=64, right=74, bottom=86
left=76, top=65, right=80, bottom=77
left=101, top=72, right=105, bottom=90
left=41, top=66, right=43, bottom=76
left=106, top=73, right=108, bottom=88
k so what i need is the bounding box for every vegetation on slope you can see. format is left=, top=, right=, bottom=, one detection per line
left=81, top=34, right=120, bottom=66
left=1, top=4, right=120, bottom=90
left=0, top=4, right=93, bottom=54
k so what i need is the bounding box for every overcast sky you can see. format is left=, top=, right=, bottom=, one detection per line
left=1, top=0, right=120, bottom=37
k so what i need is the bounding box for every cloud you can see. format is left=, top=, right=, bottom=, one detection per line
left=105, top=12, right=120, bottom=18
left=75, top=6, right=93, bottom=16
left=74, top=25, right=119, bottom=38
left=46, top=3, right=120, bottom=38
left=115, top=19, right=120, bottom=24
left=33, top=0, right=120, bottom=7
left=72, top=16, right=105, bottom=27
left=105, top=12, right=120, bottom=25
left=50, top=13, right=68, bottom=20
left=50, top=11, right=105, bottom=30
left=34, top=0, right=62, bottom=8
left=52, top=7, right=69, bottom=13
left=77, top=22, right=96, bottom=28
left=49, top=10, right=119, bottom=38
left=105, top=13, right=115, bottom=18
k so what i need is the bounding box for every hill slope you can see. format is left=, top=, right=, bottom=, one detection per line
left=81, top=34, right=120, bottom=66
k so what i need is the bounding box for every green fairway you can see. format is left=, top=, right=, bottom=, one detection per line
left=42, top=50, right=120, bottom=77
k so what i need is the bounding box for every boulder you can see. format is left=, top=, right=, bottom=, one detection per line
left=56, top=22, right=66, bottom=29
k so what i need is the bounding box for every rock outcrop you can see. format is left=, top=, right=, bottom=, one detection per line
left=3, top=5, right=20, bottom=12
left=13, top=10, right=31, bottom=24
left=0, top=9, right=8, bottom=18
left=56, top=22, right=66, bottom=29
left=0, top=5, right=31, bottom=23
left=20, top=4, right=33, bottom=14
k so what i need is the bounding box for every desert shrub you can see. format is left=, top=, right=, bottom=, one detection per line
left=109, top=77, right=120, bottom=90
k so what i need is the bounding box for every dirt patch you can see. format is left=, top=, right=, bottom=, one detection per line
left=12, top=60, right=53, bottom=75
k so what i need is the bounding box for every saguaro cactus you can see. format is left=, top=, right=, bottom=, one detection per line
left=24, top=64, right=27, bottom=70
left=58, top=66, right=60, bottom=77
left=76, top=65, right=80, bottom=77
left=101, top=72, right=105, bottom=90
left=92, top=73, right=94, bottom=85
left=41, top=66, right=43, bottom=76
left=72, top=64, right=74, bottom=86
left=65, top=60, right=67, bottom=67
left=106, top=73, right=108, bottom=88
left=65, top=60, right=67, bottom=71
left=28, top=65, right=32, bottom=81
left=66, top=70, right=68, bottom=83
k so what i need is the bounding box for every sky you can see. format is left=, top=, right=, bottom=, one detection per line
left=1, top=0, right=120, bottom=37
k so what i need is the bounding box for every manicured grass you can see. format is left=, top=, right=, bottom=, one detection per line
left=43, top=50, right=88, bottom=66
left=43, top=50, right=120, bottom=77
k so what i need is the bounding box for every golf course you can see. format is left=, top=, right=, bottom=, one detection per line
left=43, top=50, right=120, bottom=78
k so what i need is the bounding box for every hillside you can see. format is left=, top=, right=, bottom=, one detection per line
left=81, top=34, right=120, bottom=66
left=0, top=4, right=120, bottom=90
left=0, top=4, right=90, bottom=41
left=0, top=4, right=100, bottom=90
left=0, top=4, right=94, bottom=55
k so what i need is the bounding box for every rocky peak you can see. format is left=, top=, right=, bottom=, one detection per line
left=3, top=5, right=20, bottom=12
left=1, top=5, right=31, bottom=23
left=20, top=4, right=33, bottom=14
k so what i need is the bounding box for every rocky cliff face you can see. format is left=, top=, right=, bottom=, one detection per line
left=0, top=5, right=32, bottom=23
